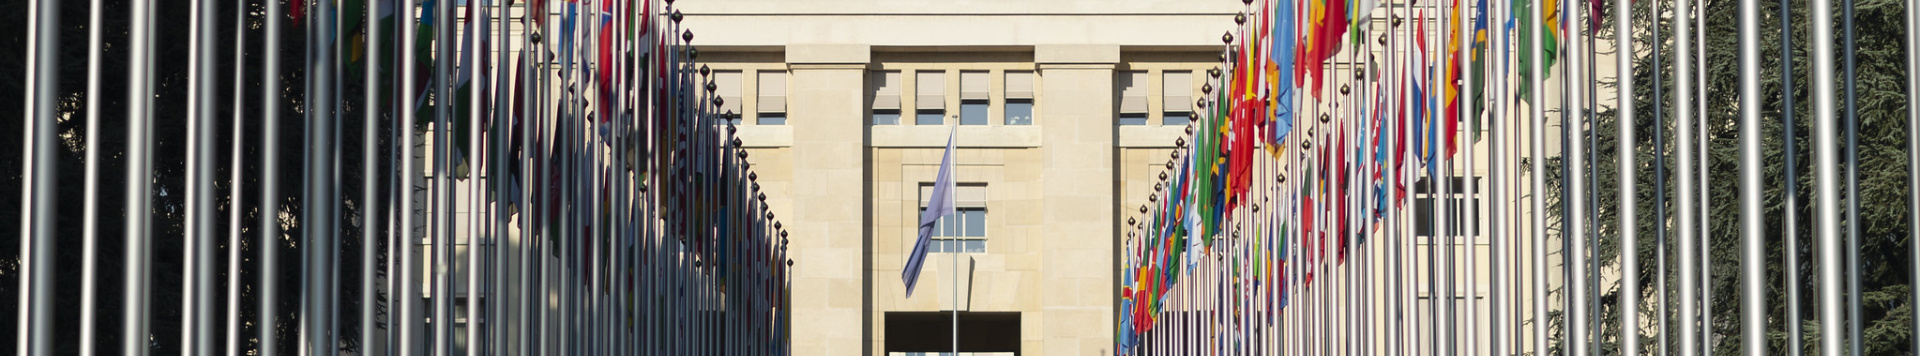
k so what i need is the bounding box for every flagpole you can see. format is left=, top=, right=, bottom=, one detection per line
left=1397, top=0, right=1413, bottom=354
left=1461, top=1, right=1479, bottom=350
left=19, top=0, right=58, bottom=353
left=1490, top=0, right=1512, bottom=351
left=1675, top=0, right=1701, bottom=354
left=124, top=0, right=157, bottom=352
left=1614, top=0, right=1641, bottom=353
left=226, top=0, right=249, bottom=352
left=1811, top=0, right=1842, bottom=350
left=1908, top=0, right=1920, bottom=353
left=1781, top=0, right=1802, bottom=350
left=953, top=124, right=959, bottom=356
left=1843, top=0, right=1865, bottom=352
left=398, top=0, right=420, bottom=353
left=1653, top=0, right=1672, bottom=352
left=1737, top=0, right=1770, bottom=352
left=1695, top=4, right=1713, bottom=352
left=186, top=0, right=219, bottom=349
left=77, top=0, right=104, bottom=350
left=364, top=0, right=386, bottom=351
left=1566, top=0, right=1590, bottom=352
left=1526, top=0, right=1548, bottom=352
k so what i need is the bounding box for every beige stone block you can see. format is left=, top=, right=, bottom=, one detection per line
left=794, top=276, right=834, bottom=308
left=1044, top=339, right=1082, bottom=356
left=997, top=201, right=1038, bottom=226
left=829, top=278, right=862, bottom=309
left=1036, top=44, right=1120, bottom=64
left=990, top=271, right=1023, bottom=309
left=827, top=225, right=864, bottom=250
left=1005, top=254, right=1040, bottom=272
left=786, top=44, right=871, bottom=64
left=874, top=202, right=903, bottom=226
left=1044, top=145, right=1113, bottom=171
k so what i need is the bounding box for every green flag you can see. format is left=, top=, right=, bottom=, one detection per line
left=1513, top=0, right=1560, bottom=103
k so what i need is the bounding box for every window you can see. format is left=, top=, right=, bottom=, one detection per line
left=1004, top=100, right=1034, bottom=125
left=921, top=184, right=987, bottom=253
left=959, top=71, right=989, bottom=125
left=1162, top=112, right=1191, bottom=126
left=873, top=70, right=902, bottom=125
left=917, top=110, right=946, bottom=125
left=925, top=208, right=987, bottom=253
left=1004, top=71, right=1034, bottom=125
left=874, top=111, right=902, bottom=125
left=917, top=71, right=947, bottom=125
left=1412, top=177, right=1482, bottom=238
left=1117, top=71, right=1147, bottom=125
left=757, top=70, right=787, bottom=125
left=1162, top=71, right=1194, bottom=126
left=959, top=102, right=989, bottom=126
left=714, top=71, right=743, bottom=123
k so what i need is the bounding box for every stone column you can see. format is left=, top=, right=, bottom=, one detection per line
left=1035, top=44, right=1119, bottom=356
left=784, top=43, right=871, bottom=356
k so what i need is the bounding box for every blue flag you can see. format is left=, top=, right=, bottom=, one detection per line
left=1270, top=0, right=1298, bottom=145
left=903, top=127, right=957, bottom=298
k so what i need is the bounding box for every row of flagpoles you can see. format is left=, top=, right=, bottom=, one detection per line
left=1117, top=0, right=1920, bottom=355
left=12, top=0, right=794, bottom=355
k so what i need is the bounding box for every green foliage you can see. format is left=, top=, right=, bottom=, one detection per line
left=1545, top=0, right=1918, bottom=355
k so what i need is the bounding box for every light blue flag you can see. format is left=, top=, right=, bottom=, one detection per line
left=1271, top=0, right=1298, bottom=145
left=902, top=127, right=957, bottom=298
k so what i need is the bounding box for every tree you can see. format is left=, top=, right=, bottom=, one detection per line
left=1554, top=0, right=1916, bottom=355
left=0, top=1, right=395, bottom=354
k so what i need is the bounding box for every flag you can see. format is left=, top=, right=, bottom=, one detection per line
left=1268, top=0, right=1299, bottom=150
left=1514, top=0, right=1560, bottom=103
left=1443, top=0, right=1463, bottom=156
left=902, top=127, right=957, bottom=298
left=1469, top=0, right=1490, bottom=142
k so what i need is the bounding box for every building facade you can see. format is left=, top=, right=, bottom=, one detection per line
left=676, top=1, right=1600, bottom=355
left=678, top=1, right=1238, bottom=355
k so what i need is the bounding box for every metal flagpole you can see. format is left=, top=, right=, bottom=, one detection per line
left=227, top=0, right=250, bottom=353
left=1695, top=6, right=1713, bottom=352
left=1615, top=0, right=1640, bottom=353
left=1811, top=0, right=1842, bottom=350
left=1393, top=1, right=1409, bottom=353
left=1783, top=0, right=1803, bottom=351
left=126, top=0, right=157, bottom=352
left=19, top=0, right=58, bottom=353
left=520, top=7, right=535, bottom=352
left=261, top=0, right=286, bottom=351
left=1909, top=0, right=1920, bottom=354
left=1354, top=29, right=1366, bottom=356
left=1526, top=0, right=1548, bottom=351
left=187, top=0, right=221, bottom=350
left=467, top=0, right=487, bottom=351
left=1737, top=0, right=1768, bottom=354
left=308, top=0, right=343, bottom=351
left=13, top=0, right=32, bottom=350
left=78, top=0, right=105, bottom=350
left=1490, top=0, right=1510, bottom=352
left=434, top=0, right=456, bottom=352
left=536, top=2, right=552, bottom=353
left=1461, top=3, right=1479, bottom=350
left=1566, top=0, right=1591, bottom=352
left=1443, top=2, right=1459, bottom=353
left=1843, top=0, right=1864, bottom=353
left=399, top=0, right=423, bottom=353
left=1423, top=4, right=1437, bottom=353
left=1654, top=0, right=1671, bottom=352
left=1675, top=0, right=1701, bottom=355
left=365, top=0, right=385, bottom=351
